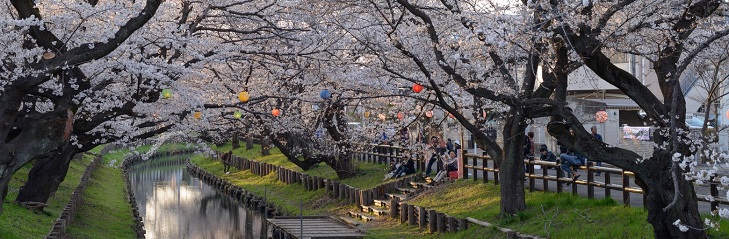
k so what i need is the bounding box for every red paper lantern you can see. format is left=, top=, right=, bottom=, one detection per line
left=595, top=110, right=608, bottom=123
left=272, top=108, right=281, bottom=117
left=412, top=83, right=423, bottom=93
left=397, top=112, right=405, bottom=120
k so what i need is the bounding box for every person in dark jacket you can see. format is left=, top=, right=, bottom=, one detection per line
left=393, top=154, right=415, bottom=178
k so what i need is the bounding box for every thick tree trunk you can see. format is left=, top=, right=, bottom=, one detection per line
left=232, top=131, right=240, bottom=149
left=245, top=136, right=254, bottom=150
left=261, top=138, right=271, bottom=156
left=325, top=152, right=356, bottom=179
left=16, top=144, right=77, bottom=204
left=639, top=154, right=706, bottom=239
left=498, top=110, right=527, bottom=216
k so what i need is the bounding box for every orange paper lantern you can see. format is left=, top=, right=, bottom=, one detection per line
left=412, top=83, right=423, bottom=93
left=238, top=91, right=250, bottom=102
left=271, top=108, right=281, bottom=117
left=193, top=111, right=202, bottom=119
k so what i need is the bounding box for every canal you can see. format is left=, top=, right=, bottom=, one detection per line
left=127, top=155, right=266, bottom=239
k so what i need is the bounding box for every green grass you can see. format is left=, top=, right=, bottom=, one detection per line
left=0, top=148, right=97, bottom=239
left=65, top=152, right=137, bottom=238
left=212, top=143, right=395, bottom=189
left=366, top=220, right=507, bottom=239
left=190, top=155, right=350, bottom=215
left=392, top=180, right=729, bottom=239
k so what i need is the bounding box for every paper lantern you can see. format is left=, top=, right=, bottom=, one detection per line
left=725, top=109, right=729, bottom=121
left=238, top=91, right=250, bottom=102
left=425, top=110, right=433, bottom=118
left=42, top=52, right=56, bottom=60
left=272, top=108, right=281, bottom=117
left=233, top=111, right=242, bottom=119
left=412, top=83, right=423, bottom=93
left=397, top=112, right=404, bottom=120
left=364, top=111, right=370, bottom=118
left=193, top=111, right=202, bottom=119
left=595, top=110, right=608, bottom=123
left=320, top=89, right=332, bottom=100
left=161, top=89, right=172, bottom=99
left=448, top=112, right=455, bottom=118
left=378, top=113, right=386, bottom=121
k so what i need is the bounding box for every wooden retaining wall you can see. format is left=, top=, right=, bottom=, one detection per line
left=44, top=148, right=105, bottom=239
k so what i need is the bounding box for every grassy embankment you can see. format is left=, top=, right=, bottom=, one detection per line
left=0, top=146, right=100, bottom=239
left=189, top=143, right=398, bottom=216
left=63, top=143, right=193, bottom=239
left=367, top=180, right=729, bottom=239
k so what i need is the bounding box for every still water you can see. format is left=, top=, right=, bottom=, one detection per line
left=128, top=155, right=265, bottom=239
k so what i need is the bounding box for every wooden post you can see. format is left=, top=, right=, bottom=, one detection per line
left=605, top=172, right=611, bottom=199
left=482, top=156, right=488, bottom=184
left=447, top=216, right=457, bottom=232
left=408, top=205, right=416, bottom=226
left=400, top=202, right=408, bottom=224
left=556, top=167, right=563, bottom=193
left=419, top=207, right=427, bottom=229
left=528, top=157, right=535, bottom=192
left=333, top=181, right=340, bottom=198
left=622, top=170, right=630, bottom=206
left=542, top=163, right=549, bottom=192
left=390, top=198, right=398, bottom=218
left=472, top=157, right=478, bottom=182
left=587, top=165, right=594, bottom=199
left=437, top=212, right=446, bottom=233
left=459, top=218, right=468, bottom=231
left=428, top=209, right=437, bottom=233
left=349, top=187, right=356, bottom=204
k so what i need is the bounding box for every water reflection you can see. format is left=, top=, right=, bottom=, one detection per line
left=128, top=155, right=265, bottom=239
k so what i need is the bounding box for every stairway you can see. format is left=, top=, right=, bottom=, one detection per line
left=345, top=175, right=435, bottom=225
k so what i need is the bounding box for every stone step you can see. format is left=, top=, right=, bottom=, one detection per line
left=347, top=211, right=375, bottom=221
left=338, top=216, right=360, bottom=227
left=409, top=181, right=434, bottom=189
left=385, top=193, right=407, bottom=201
left=372, top=199, right=391, bottom=208
left=360, top=205, right=389, bottom=216
left=397, top=187, right=418, bottom=194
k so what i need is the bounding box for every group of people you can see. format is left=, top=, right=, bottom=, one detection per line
left=385, top=135, right=462, bottom=182
left=531, top=126, right=604, bottom=182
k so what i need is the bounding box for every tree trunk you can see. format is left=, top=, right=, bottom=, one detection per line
left=232, top=131, right=240, bottom=149
left=325, top=152, right=356, bottom=179
left=261, top=138, right=271, bottom=156
left=639, top=155, right=706, bottom=239
left=16, top=144, right=77, bottom=204
left=246, top=136, right=254, bottom=150
left=498, top=110, right=527, bottom=217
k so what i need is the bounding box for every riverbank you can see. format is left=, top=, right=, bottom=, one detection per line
left=0, top=147, right=99, bottom=239
left=64, top=149, right=136, bottom=238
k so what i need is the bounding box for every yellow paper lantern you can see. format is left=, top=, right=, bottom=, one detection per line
left=238, top=91, right=250, bottom=102
left=193, top=111, right=202, bottom=119
left=363, top=111, right=370, bottom=118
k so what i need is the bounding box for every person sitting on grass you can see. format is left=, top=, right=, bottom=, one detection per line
left=433, top=150, right=458, bottom=183
left=392, top=154, right=416, bottom=178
